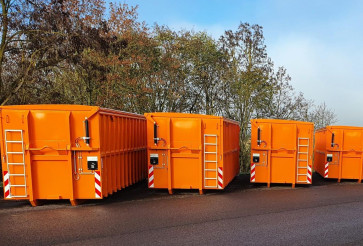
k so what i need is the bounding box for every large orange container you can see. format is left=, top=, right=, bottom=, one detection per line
left=0, top=105, right=147, bottom=206
left=250, top=119, right=314, bottom=187
left=145, top=112, right=240, bottom=194
left=314, top=126, right=363, bottom=182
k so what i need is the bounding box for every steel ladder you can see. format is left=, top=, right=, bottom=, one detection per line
left=4, top=129, right=28, bottom=198
left=296, top=137, right=310, bottom=183
left=203, top=134, right=218, bottom=188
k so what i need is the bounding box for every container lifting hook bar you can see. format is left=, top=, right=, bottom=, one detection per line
left=84, top=117, right=90, bottom=146
left=154, top=122, right=159, bottom=145
left=331, top=133, right=335, bottom=147
left=257, top=127, right=261, bottom=146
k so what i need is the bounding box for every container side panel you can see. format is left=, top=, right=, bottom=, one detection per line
left=314, top=130, right=326, bottom=176
left=222, top=121, right=240, bottom=187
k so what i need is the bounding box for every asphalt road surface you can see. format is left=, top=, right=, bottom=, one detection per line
left=1, top=173, right=363, bottom=246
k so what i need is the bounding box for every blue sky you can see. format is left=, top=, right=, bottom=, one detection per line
left=118, top=0, right=363, bottom=125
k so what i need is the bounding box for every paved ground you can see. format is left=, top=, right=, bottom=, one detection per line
left=1, top=173, right=363, bottom=245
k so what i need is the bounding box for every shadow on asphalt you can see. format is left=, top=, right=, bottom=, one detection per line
left=0, top=172, right=361, bottom=209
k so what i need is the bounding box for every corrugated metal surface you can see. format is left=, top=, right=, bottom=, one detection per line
left=0, top=105, right=147, bottom=206
left=145, top=112, right=240, bottom=194
left=314, top=126, right=363, bottom=182
left=250, top=119, right=314, bottom=187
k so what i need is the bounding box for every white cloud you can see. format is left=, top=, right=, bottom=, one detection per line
left=269, top=33, right=363, bottom=126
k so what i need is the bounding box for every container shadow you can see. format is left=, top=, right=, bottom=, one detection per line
left=1, top=172, right=362, bottom=209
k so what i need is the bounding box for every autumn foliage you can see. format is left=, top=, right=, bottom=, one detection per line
left=0, top=0, right=337, bottom=171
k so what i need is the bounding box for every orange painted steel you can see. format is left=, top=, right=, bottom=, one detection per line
left=145, top=112, right=240, bottom=194
left=314, top=126, right=363, bottom=182
left=250, top=119, right=314, bottom=187
left=0, top=105, right=147, bottom=206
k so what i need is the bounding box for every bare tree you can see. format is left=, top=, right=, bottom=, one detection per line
left=308, top=102, right=338, bottom=130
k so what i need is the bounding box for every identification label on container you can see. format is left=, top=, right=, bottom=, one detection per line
left=87, top=156, right=98, bottom=170
left=150, top=154, right=159, bottom=165
left=87, top=156, right=98, bottom=162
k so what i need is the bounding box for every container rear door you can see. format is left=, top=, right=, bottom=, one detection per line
left=341, top=129, right=362, bottom=179
left=170, top=118, right=202, bottom=189
left=270, top=123, right=296, bottom=184
left=27, top=110, right=73, bottom=199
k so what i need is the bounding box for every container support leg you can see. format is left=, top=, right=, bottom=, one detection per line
left=70, top=199, right=83, bottom=206
left=199, top=189, right=204, bottom=195
left=29, top=199, right=41, bottom=207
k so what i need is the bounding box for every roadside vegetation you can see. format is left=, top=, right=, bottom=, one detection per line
left=0, top=0, right=337, bottom=172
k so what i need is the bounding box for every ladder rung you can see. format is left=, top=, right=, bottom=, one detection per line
left=6, top=152, right=24, bottom=154
left=8, top=163, right=25, bottom=165
left=204, top=143, right=217, bottom=146
left=204, top=169, right=217, bottom=171
left=6, top=141, right=23, bottom=143
left=204, top=186, right=217, bottom=188
left=298, top=145, right=309, bottom=147
left=297, top=174, right=307, bottom=176
left=9, top=174, right=25, bottom=176
left=297, top=167, right=308, bottom=169
left=205, top=152, right=217, bottom=154
left=10, top=184, right=26, bottom=187
left=298, top=152, right=308, bottom=154
left=205, top=161, right=217, bottom=163
left=204, top=178, right=217, bottom=180
left=10, top=195, right=28, bottom=198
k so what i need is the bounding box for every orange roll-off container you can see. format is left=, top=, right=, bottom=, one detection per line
left=0, top=105, right=147, bottom=206
left=250, top=119, right=314, bottom=187
left=314, top=126, right=363, bottom=182
left=145, top=112, right=240, bottom=194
